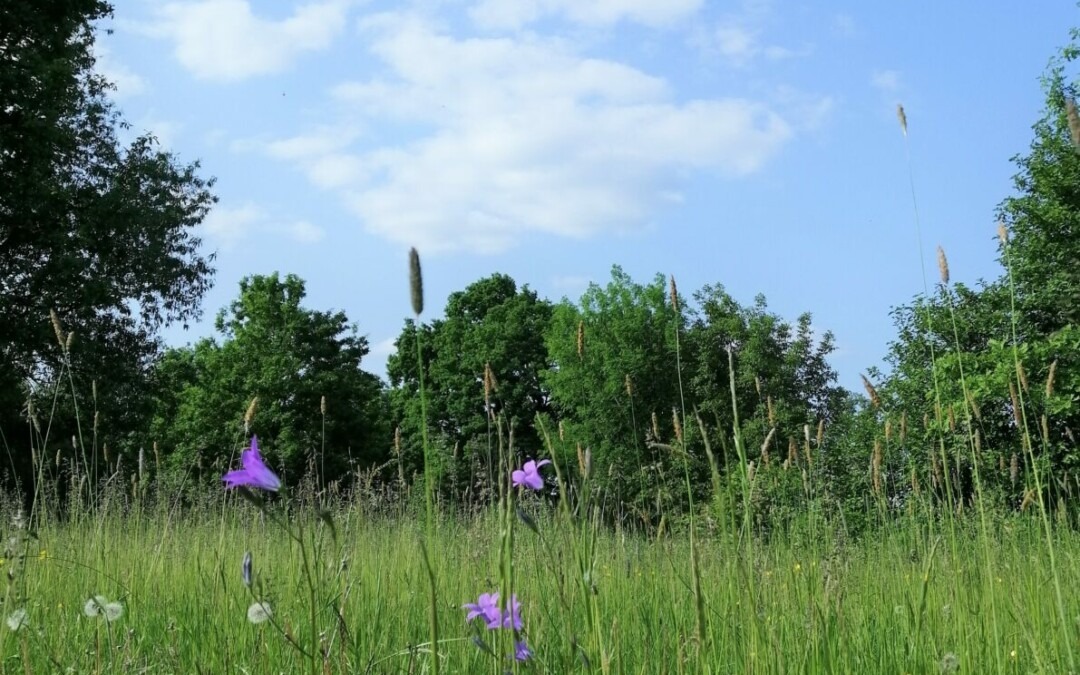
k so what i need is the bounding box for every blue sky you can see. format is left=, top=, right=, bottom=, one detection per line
left=98, top=0, right=1078, bottom=391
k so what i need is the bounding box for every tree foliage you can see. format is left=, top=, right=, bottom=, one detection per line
left=149, top=274, right=387, bottom=487
left=0, top=0, right=216, bottom=486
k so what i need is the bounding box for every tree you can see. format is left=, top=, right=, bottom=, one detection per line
left=149, top=274, right=387, bottom=487
left=0, top=0, right=217, bottom=486
left=873, top=32, right=1080, bottom=508
left=543, top=267, right=684, bottom=512
left=387, top=274, right=553, bottom=496
left=687, top=285, right=844, bottom=461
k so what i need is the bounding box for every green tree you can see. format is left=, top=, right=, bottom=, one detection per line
left=150, top=274, right=387, bottom=487
left=874, top=33, right=1080, bottom=509
left=387, top=274, right=553, bottom=497
left=544, top=267, right=684, bottom=512
left=0, top=0, right=216, bottom=487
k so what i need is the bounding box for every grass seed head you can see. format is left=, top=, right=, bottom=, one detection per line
left=408, top=247, right=424, bottom=316
left=936, top=246, right=949, bottom=285
left=50, top=309, right=65, bottom=351
left=1066, top=98, right=1080, bottom=148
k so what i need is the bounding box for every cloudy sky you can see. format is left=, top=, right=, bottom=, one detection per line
left=100, top=0, right=1077, bottom=390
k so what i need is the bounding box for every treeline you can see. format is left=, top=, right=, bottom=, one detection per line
left=2, top=0, right=1078, bottom=530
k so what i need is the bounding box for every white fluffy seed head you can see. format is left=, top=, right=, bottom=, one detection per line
left=103, top=602, right=123, bottom=622
left=247, top=601, right=272, bottom=624
left=6, top=609, right=28, bottom=632
left=84, top=596, right=108, bottom=618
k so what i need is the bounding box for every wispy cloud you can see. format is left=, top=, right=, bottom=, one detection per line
left=468, top=0, right=703, bottom=30
left=94, top=44, right=146, bottom=98
left=201, top=204, right=327, bottom=249
left=146, top=0, right=351, bottom=82
left=263, top=13, right=804, bottom=254
left=870, top=69, right=902, bottom=93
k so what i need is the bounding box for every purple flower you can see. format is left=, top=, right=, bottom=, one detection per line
left=223, top=436, right=281, bottom=492
left=463, top=592, right=502, bottom=629
left=500, top=594, right=523, bottom=630
left=513, top=640, right=532, bottom=662
left=511, top=459, right=551, bottom=490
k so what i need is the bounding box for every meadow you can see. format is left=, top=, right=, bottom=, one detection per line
left=1, top=458, right=1078, bottom=674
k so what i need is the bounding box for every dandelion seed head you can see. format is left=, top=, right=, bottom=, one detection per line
left=84, top=596, right=108, bottom=618
left=247, top=601, right=273, bottom=624
left=6, top=609, right=27, bottom=632
left=104, top=602, right=123, bottom=622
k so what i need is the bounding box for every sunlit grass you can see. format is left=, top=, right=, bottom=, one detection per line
left=1, top=492, right=1076, bottom=673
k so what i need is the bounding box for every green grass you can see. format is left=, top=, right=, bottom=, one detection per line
left=1, top=491, right=1077, bottom=674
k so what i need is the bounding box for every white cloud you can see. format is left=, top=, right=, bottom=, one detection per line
left=149, top=0, right=351, bottom=82
left=704, top=22, right=810, bottom=66
left=871, top=69, right=902, bottom=93
left=264, top=14, right=803, bottom=254
left=469, top=0, right=702, bottom=30
left=369, top=337, right=397, bottom=359
left=201, top=204, right=327, bottom=249
left=714, top=24, right=758, bottom=62
left=201, top=203, right=262, bottom=249
left=283, top=220, right=326, bottom=243
left=832, top=13, right=856, bottom=37
left=94, top=44, right=146, bottom=99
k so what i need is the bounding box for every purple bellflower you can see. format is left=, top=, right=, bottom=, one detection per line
left=511, top=459, right=551, bottom=490
left=514, top=640, right=532, bottom=662
left=463, top=592, right=502, bottom=629
left=500, top=594, right=523, bottom=630
left=223, top=436, right=281, bottom=492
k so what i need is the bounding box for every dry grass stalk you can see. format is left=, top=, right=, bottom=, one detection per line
left=754, top=376, right=762, bottom=398
left=1010, top=453, right=1018, bottom=486
left=997, top=221, right=1009, bottom=245
left=896, top=104, right=908, bottom=136
left=65, top=331, right=75, bottom=352
left=931, top=453, right=942, bottom=488
left=576, top=320, right=584, bottom=360
left=816, top=419, right=825, bottom=447
left=884, top=418, right=892, bottom=443
left=766, top=396, right=775, bottom=426
left=760, top=427, right=776, bottom=466
left=899, top=411, right=907, bottom=443
left=651, top=412, right=660, bottom=441
left=50, top=309, right=65, bottom=351
left=1009, top=381, right=1022, bottom=426
left=408, top=247, right=424, bottom=316
left=746, top=460, right=756, bottom=483
left=558, top=420, right=565, bottom=442
left=967, top=392, right=982, bottom=422
left=577, top=443, right=591, bottom=479
left=671, top=408, right=683, bottom=444
left=1041, top=414, right=1050, bottom=444
left=861, top=375, right=880, bottom=409
left=936, top=246, right=950, bottom=285
left=1067, top=98, right=1080, bottom=148
left=1046, top=360, right=1058, bottom=398
left=999, top=454, right=1005, bottom=473
left=1020, top=488, right=1035, bottom=511
left=624, top=374, right=633, bottom=398
left=320, top=395, right=327, bottom=416
left=669, top=275, right=679, bottom=313
left=871, top=440, right=883, bottom=495
left=394, top=426, right=402, bottom=456
left=1016, top=360, right=1029, bottom=393
left=244, top=397, right=258, bottom=434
